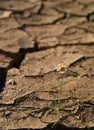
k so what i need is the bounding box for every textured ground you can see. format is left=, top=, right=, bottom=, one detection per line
left=0, top=0, right=94, bottom=130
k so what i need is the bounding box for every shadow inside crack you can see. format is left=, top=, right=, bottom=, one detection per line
left=0, top=67, right=7, bottom=93
left=12, top=47, right=37, bottom=69
left=9, top=123, right=94, bottom=130
left=0, top=45, right=38, bottom=93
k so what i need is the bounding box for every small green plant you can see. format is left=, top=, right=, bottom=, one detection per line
left=49, top=80, right=66, bottom=128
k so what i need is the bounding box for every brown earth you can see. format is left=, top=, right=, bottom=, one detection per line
left=0, top=0, right=94, bottom=130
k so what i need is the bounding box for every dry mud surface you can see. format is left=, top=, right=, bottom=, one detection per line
left=0, top=0, right=94, bottom=130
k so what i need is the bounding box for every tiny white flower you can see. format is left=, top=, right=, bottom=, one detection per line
left=56, top=63, right=68, bottom=74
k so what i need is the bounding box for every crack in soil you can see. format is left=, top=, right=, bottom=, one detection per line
left=0, top=1, right=94, bottom=129
left=0, top=46, right=38, bottom=93
left=7, top=123, right=94, bottom=130
left=0, top=67, right=7, bottom=93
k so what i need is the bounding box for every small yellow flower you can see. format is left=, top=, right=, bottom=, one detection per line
left=56, top=63, right=68, bottom=74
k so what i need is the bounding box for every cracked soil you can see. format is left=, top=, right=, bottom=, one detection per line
left=0, top=0, right=94, bottom=130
